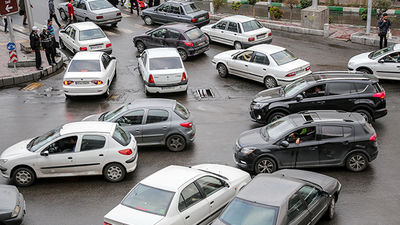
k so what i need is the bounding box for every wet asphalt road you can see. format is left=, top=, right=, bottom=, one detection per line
left=1, top=2, right=400, bottom=225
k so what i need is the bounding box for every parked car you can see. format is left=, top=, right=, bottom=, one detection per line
left=58, top=0, right=122, bottom=26
left=0, top=122, right=138, bottom=186
left=63, top=51, right=117, bottom=98
left=141, top=1, right=210, bottom=27
left=0, top=185, right=26, bottom=225
left=234, top=110, right=378, bottom=174
left=348, top=44, right=400, bottom=80
left=104, top=164, right=251, bottom=225
left=59, top=22, right=112, bottom=54
left=138, top=48, right=188, bottom=94
left=212, top=169, right=341, bottom=225
left=83, top=99, right=195, bottom=152
left=201, top=15, right=272, bottom=50
left=212, top=44, right=311, bottom=88
left=133, top=23, right=209, bottom=61
left=250, top=71, right=387, bottom=124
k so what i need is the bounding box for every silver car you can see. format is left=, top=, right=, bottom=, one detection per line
left=83, top=99, right=195, bottom=152
left=58, top=0, right=122, bottom=26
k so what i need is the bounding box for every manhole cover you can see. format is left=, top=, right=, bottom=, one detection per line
left=194, top=88, right=214, bottom=99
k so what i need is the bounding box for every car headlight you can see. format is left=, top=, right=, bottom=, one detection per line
left=348, top=61, right=354, bottom=68
left=253, top=102, right=266, bottom=109
left=11, top=205, right=20, bottom=218
left=240, top=147, right=256, bottom=155
left=0, top=159, right=7, bottom=165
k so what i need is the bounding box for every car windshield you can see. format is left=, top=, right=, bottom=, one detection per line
left=79, top=28, right=106, bottom=41
left=271, top=49, right=298, bottom=66
left=27, top=127, right=61, bottom=152
left=68, top=60, right=101, bottom=72
left=241, top=20, right=263, bottom=32
left=185, top=28, right=203, bottom=40
left=368, top=45, right=394, bottom=59
left=112, top=126, right=131, bottom=146
left=174, top=101, right=190, bottom=119
left=89, top=0, right=113, bottom=10
left=220, top=198, right=278, bottom=225
left=264, top=117, right=295, bottom=140
left=122, top=184, right=175, bottom=216
left=183, top=3, right=200, bottom=14
left=102, top=105, right=127, bottom=121
left=283, top=78, right=308, bottom=97
left=149, top=57, right=182, bottom=70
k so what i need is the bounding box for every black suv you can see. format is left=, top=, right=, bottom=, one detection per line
left=250, top=72, right=387, bottom=124
left=234, top=110, right=378, bottom=174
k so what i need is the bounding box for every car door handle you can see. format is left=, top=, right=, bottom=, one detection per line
left=68, top=157, right=73, bottom=159
left=316, top=101, right=325, bottom=104
left=99, top=154, right=104, bottom=156
left=210, top=201, right=214, bottom=205
left=234, top=34, right=237, bottom=35
left=245, top=65, right=248, bottom=67
left=309, top=146, right=318, bottom=151
left=221, top=31, right=224, bottom=33
left=263, top=68, right=266, bottom=71
left=397, top=66, right=400, bottom=68
left=185, top=215, right=190, bottom=220
left=163, top=126, right=167, bottom=129
left=342, top=141, right=349, bottom=145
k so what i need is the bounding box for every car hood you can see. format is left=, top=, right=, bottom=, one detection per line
left=279, top=59, right=310, bottom=73
left=142, top=6, right=156, bottom=14
left=0, top=139, right=33, bottom=159
left=0, top=185, right=18, bottom=212
left=253, top=87, right=283, bottom=103
left=348, top=52, right=374, bottom=66
left=201, top=23, right=213, bottom=32
left=192, top=164, right=250, bottom=182
left=214, top=50, right=240, bottom=60
left=82, top=113, right=102, bottom=121
left=237, top=128, right=268, bottom=148
left=105, top=204, right=164, bottom=225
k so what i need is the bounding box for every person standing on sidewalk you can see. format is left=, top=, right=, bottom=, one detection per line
left=19, top=0, right=32, bottom=26
left=67, top=0, right=77, bottom=26
left=130, top=0, right=139, bottom=16
left=40, top=26, right=56, bottom=66
left=49, top=0, right=62, bottom=28
left=30, top=26, right=42, bottom=70
left=47, top=19, right=60, bottom=57
left=378, top=13, right=391, bottom=49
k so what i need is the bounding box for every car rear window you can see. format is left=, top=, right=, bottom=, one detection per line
left=68, top=60, right=101, bottom=72
left=79, top=28, right=106, bottom=41
left=174, top=102, right=190, bottom=119
left=271, top=49, right=298, bottom=66
left=373, top=83, right=384, bottom=93
left=112, top=126, right=131, bottom=146
left=149, top=57, right=182, bottom=70
left=183, top=3, right=200, bottom=14
left=89, top=0, right=113, bottom=10
left=241, top=20, right=263, bottom=32
left=185, top=28, right=203, bottom=40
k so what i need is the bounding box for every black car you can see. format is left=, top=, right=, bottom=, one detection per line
left=133, top=23, right=209, bottom=61
left=141, top=1, right=210, bottom=27
left=250, top=71, right=387, bottom=124
left=0, top=185, right=26, bottom=225
left=234, top=110, right=378, bottom=174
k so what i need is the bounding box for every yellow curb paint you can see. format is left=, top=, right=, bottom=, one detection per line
left=23, top=83, right=43, bottom=91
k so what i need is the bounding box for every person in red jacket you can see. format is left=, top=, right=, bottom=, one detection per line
left=67, top=0, right=76, bottom=26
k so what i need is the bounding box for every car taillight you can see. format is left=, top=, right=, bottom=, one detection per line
left=248, top=37, right=255, bottom=42
left=305, top=66, right=310, bottom=71
left=372, top=92, right=385, bottom=99
left=205, top=35, right=209, bottom=41
left=286, top=72, right=296, bottom=77
left=63, top=80, right=73, bottom=85
left=369, top=133, right=376, bottom=141
left=106, top=43, right=112, bottom=48
left=116, top=12, right=121, bottom=16
left=180, top=122, right=192, bottom=128
left=181, top=72, right=187, bottom=81
left=103, top=222, right=112, bottom=225
left=80, top=47, right=87, bottom=51
left=118, top=149, right=133, bottom=155
left=91, top=80, right=103, bottom=85
left=268, top=32, right=272, bottom=36
left=184, top=42, right=194, bottom=47
left=191, top=18, right=197, bottom=23
left=148, top=74, right=154, bottom=83
left=206, top=13, right=209, bottom=19
left=96, top=15, right=104, bottom=19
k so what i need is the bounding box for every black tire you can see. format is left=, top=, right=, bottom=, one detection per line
left=111, top=23, right=118, bottom=27
left=65, top=94, right=71, bottom=99
left=217, top=63, right=228, bottom=78
left=59, top=9, right=67, bottom=21
left=103, top=83, right=110, bottom=98
left=264, top=76, right=277, bottom=89
left=178, top=49, right=188, bottom=61
left=355, top=109, right=372, bottom=123
left=345, top=152, right=369, bottom=172
left=358, top=68, right=372, bottom=74
left=59, top=39, right=66, bottom=50
left=144, top=16, right=153, bottom=25
left=254, top=157, right=277, bottom=174
left=12, top=167, right=36, bottom=187
left=136, top=41, right=146, bottom=53
left=234, top=41, right=242, bottom=50
left=103, top=163, right=126, bottom=182
left=145, top=86, right=151, bottom=96
left=325, top=198, right=336, bottom=220
left=267, top=111, right=287, bottom=124
left=166, top=134, right=186, bottom=152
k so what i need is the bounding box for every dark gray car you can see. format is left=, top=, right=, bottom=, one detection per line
left=212, top=169, right=341, bottom=225
left=141, top=1, right=210, bottom=27
left=0, top=185, right=26, bottom=225
left=83, top=99, right=195, bottom=151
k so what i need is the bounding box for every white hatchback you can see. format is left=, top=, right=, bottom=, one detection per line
left=212, top=44, right=311, bottom=88
left=63, top=51, right=117, bottom=97
left=201, top=15, right=272, bottom=50
left=59, top=22, right=112, bottom=54
left=0, top=122, right=138, bottom=187
left=138, top=48, right=188, bottom=95
left=104, top=164, right=251, bottom=225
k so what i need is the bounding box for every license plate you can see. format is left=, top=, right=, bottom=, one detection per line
left=76, top=81, right=89, bottom=85
left=90, top=45, right=103, bottom=50
left=161, top=86, right=176, bottom=90
left=198, top=17, right=205, bottom=21
left=257, top=34, right=266, bottom=39
left=198, top=41, right=205, bottom=46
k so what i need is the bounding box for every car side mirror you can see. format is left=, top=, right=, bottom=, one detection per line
left=60, top=29, right=65, bottom=33
left=320, top=190, right=330, bottom=198
left=41, top=150, right=49, bottom=156
left=378, top=59, right=384, bottom=63
left=212, top=25, right=216, bottom=29
left=136, top=55, right=141, bottom=58
left=223, top=181, right=230, bottom=188
left=295, top=94, right=303, bottom=101
left=280, top=140, right=289, bottom=148
left=110, top=55, right=116, bottom=60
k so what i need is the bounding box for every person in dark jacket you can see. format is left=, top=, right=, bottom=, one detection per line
left=130, top=0, right=139, bottom=15
left=148, top=0, right=153, bottom=7
left=48, top=19, right=60, bottom=57
left=41, top=25, right=56, bottom=66
left=378, top=13, right=391, bottom=49
left=108, top=0, right=118, bottom=7
left=49, top=0, right=62, bottom=28
left=154, top=0, right=160, bottom=6
left=30, top=26, right=42, bottom=70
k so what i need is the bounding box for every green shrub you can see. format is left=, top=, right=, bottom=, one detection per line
left=300, top=0, right=312, bottom=9
left=212, top=0, right=226, bottom=12
left=231, top=1, right=242, bottom=12
left=248, top=0, right=258, bottom=5
left=373, top=0, right=391, bottom=18
left=269, top=6, right=284, bottom=19
left=360, top=8, right=368, bottom=21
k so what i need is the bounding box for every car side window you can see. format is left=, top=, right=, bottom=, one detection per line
left=80, top=135, right=106, bottom=151
left=179, top=183, right=203, bottom=212
left=45, top=136, right=78, bottom=154
left=116, top=110, right=145, bottom=126
left=146, top=109, right=169, bottom=124
left=296, top=186, right=320, bottom=207
left=158, top=3, right=169, bottom=12
left=152, top=29, right=167, bottom=39
left=252, top=52, right=269, bottom=65
left=321, top=126, right=352, bottom=139
left=287, top=194, right=308, bottom=223
left=72, top=0, right=79, bottom=7
left=215, top=21, right=228, bottom=30
left=166, top=29, right=181, bottom=40
left=196, top=176, right=225, bottom=196
left=286, top=126, right=316, bottom=144
left=354, top=83, right=369, bottom=92
left=382, top=52, right=400, bottom=63
left=141, top=52, right=147, bottom=67
left=78, top=1, right=87, bottom=10
left=169, top=3, right=181, bottom=14
left=327, top=83, right=357, bottom=95
left=303, top=84, right=326, bottom=98
left=65, top=26, right=72, bottom=35
left=101, top=55, right=110, bottom=68
left=237, top=50, right=254, bottom=62
left=70, top=28, right=76, bottom=40
left=227, top=22, right=239, bottom=33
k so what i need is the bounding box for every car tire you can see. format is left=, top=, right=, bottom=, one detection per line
left=345, top=152, right=369, bottom=172
left=325, top=198, right=336, bottom=220
left=145, top=86, right=151, bottom=96
left=267, top=111, right=287, bottom=124
left=65, top=94, right=72, bottom=99
left=144, top=16, right=153, bottom=25
left=12, top=167, right=36, bottom=187
left=234, top=41, right=242, bottom=50
left=166, top=134, right=186, bottom=152
left=136, top=41, right=146, bottom=53
left=178, top=49, right=188, bottom=61
left=103, top=82, right=110, bottom=98
left=217, top=63, right=228, bottom=78
left=59, top=39, right=65, bottom=50
left=355, top=109, right=372, bottom=123
left=59, top=9, right=67, bottom=21
left=264, top=76, right=277, bottom=89
left=111, top=23, right=118, bottom=27
left=103, top=163, right=126, bottom=182
left=255, top=157, right=277, bottom=174
left=358, top=68, right=372, bottom=74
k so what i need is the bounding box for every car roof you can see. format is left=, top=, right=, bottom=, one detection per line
left=72, top=51, right=103, bottom=60
left=145, top=48, right=180, bottom=58
left=60, top=121, right=116, bottom=135
left=288, top=110, right=365, bottom=126
left=248, top=44, right=285, bottom=55
left=140, top=165, right=205, bottom=192
left=308, top=71, right=378, bottom=83
left=127, top=98, right=176, bottom=109
left=70, top=22, right=101, bottom=30
left=167, top=0, right=196, bottom=5
left=161, top=22, right=197, bottom=32
left=221, top=15, right=255, bottom=23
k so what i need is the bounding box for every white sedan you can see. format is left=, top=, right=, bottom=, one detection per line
left=201, top=15, right=272, bottom=50
left=63, top=51, right=116, bottom=97
left=59, top=22, right=112, bottom=54
left=138, top=48, right=188, bottom=95
left=212, top=44, right=311, bottom=88
left=104, top=164, right=251, bottom=225
left=0, top=122, right=138, bottom=187
left=348, top=44, right=400, bottom=80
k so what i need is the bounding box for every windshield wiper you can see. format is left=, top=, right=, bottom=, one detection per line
left=27, top=137, right=38, bottom=151
left=99, top=112, right=108, bottom=121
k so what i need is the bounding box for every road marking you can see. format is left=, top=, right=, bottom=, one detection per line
left=23, top=83, right=43, bottom=91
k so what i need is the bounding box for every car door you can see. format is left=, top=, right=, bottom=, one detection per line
left=297, top=185, right=329, bottom=224
left=68, top=27, right=78, bottom=53
left=228, top=50, right=254, bottom=78
left=247, top=51, right=271, bottom=83
left=148, top=28, right=167, bottom=48
left=375, top=52, right=400, bottom=79
left=284, top=126, right=319, bottom=167
left=318, top=125, right=354, bottom=165
left=324, top=82, right=358, bottom=111
left=142, top=109, right=171, bottom=145
left=138, top=52, right=148, bottom=81
left=72, top=134, right=107, bottom=173
left=113, top=109, right=145, bottom=143
left=165, top=29, right=181, bottom=48
left=178, top=182, right=210, bottom=225
left=74, top=0, right=84, bottom=21
left=289, top=84, right=327, bottom=113
left=225, top=22, right=240, bottom=46
left=62, top=26, right=73, bottom=50
left=210, top=21, right=228, bottom=44
left=154, top=3, right=170, bottom=23
left=287, top=194, right=312, bottom=225
left=101, top=53, right=112, bottom=83
left=166, top=2, right=183, bottom=23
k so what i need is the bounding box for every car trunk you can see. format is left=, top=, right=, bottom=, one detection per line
left=151, top=69, right=184, bottom=85
left=93, top=8, right=120, bottom=20
left=64, top=72, right=105, bottom=86
left=245, top=28, right=270, bottom=41
left=280, top=59, right=310, bottom=76
left=191, top=11, right=208, bottom=22
left=80, top=37, right=109, bottom=51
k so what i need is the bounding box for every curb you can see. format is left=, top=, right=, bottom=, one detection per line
left=350, top=32, right=400, bottom=46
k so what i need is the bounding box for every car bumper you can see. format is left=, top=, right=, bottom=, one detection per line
left=0, top=165, right=9, bottom=178
left=93, top=17, right=122, bottom=25
left=64, top=84, right=108, bottom=96
left=146, top=84, right=188, bottom=93
left=276, top=71, right=312, bottom=85
left=124, top=153, right=138, bottom=173
left=188, top=45, right=209, bottom=57
left=373, top=108, right=387, bottom=119
left=193, top=19, right=210, bottom=27
left=241, top=37, right=273, bottom=48
left=3, top=195, right=26, bottom=225
left=99, top=48, right=112, bottom=54
left=233, top=152, right=254, bottom=172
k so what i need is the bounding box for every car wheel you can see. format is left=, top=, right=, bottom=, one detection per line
left=65, top=94, right=72, bottom=99
left=217, top=63, right=228, bottom=78
left=346, top=152, right=369, bottom=172
left=255, top=157, right=277, bottom=174
left=103, top=163, right=126, bottom=182
left=12, top=167, right=35, bottom=187
left=267, top=111, right=287, bottom=124
left=59, top=9, right=67, bottom=21
left=358, top=68, right=372, bottom=74
left=325, top=198, right=336, bottom=220
left=59, top=39, right=65, bottom=50
left=136, top=41, right=146, bottom=53
left=166, top=134, right=186, bottom=152
left=355, top=109, right=372, bottom=123
left=103, top=86, right=110, bottom=98
left=144, top=16, right=153, bottom=25
left=264, top=76, right=277, bottom=89
left=234, top=41, right=242, bottom=50
left=178, top=49, right=188, bottom=61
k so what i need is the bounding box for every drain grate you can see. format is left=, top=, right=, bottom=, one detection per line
left=196, top=88, right=214, bottom=98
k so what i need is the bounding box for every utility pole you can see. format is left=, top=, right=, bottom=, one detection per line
left=312, top=0, right=318, bottom=9
left=25, top=0, right=33, bottom=33
left=366, top=0, right=372, bottom=34
left=6, top=16, right=17, bottom=71
left=268, top=0, right=271, bottom=19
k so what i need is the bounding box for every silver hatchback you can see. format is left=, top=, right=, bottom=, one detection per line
left=83, top=99, right=195, bottom=151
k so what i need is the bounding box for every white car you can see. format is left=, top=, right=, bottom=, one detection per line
left=212, top=44, right=311, bottom=88
left=63, top=51, right=117, bottom=97
left=201, top=15, right=272, bottom=50
left=104, top=164, right=251, bottom=225
left=0, top=122, right=138, bottom=187
left=59, top=22, right=112, bottom=54
left=138, top=48, right=188, bottom=94
left=348, top=44, right=400, bottom=80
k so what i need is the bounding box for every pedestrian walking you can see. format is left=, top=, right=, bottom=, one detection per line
left=19, top=0, right=32, bottom=26
left=49, top=0, right=62, bottom=28
left=30, top=26, right=42, bottom=70
left=108, top=0, right=118, bottom=7
left=378, top=13, right=391, bottom=49
left=130, top=0, right=139, bottom=16
left=67, top=0, right=77, bottom=26
left=40, top=26, right=56, bottom=66
left=47, top=19, right=60, bottom=58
